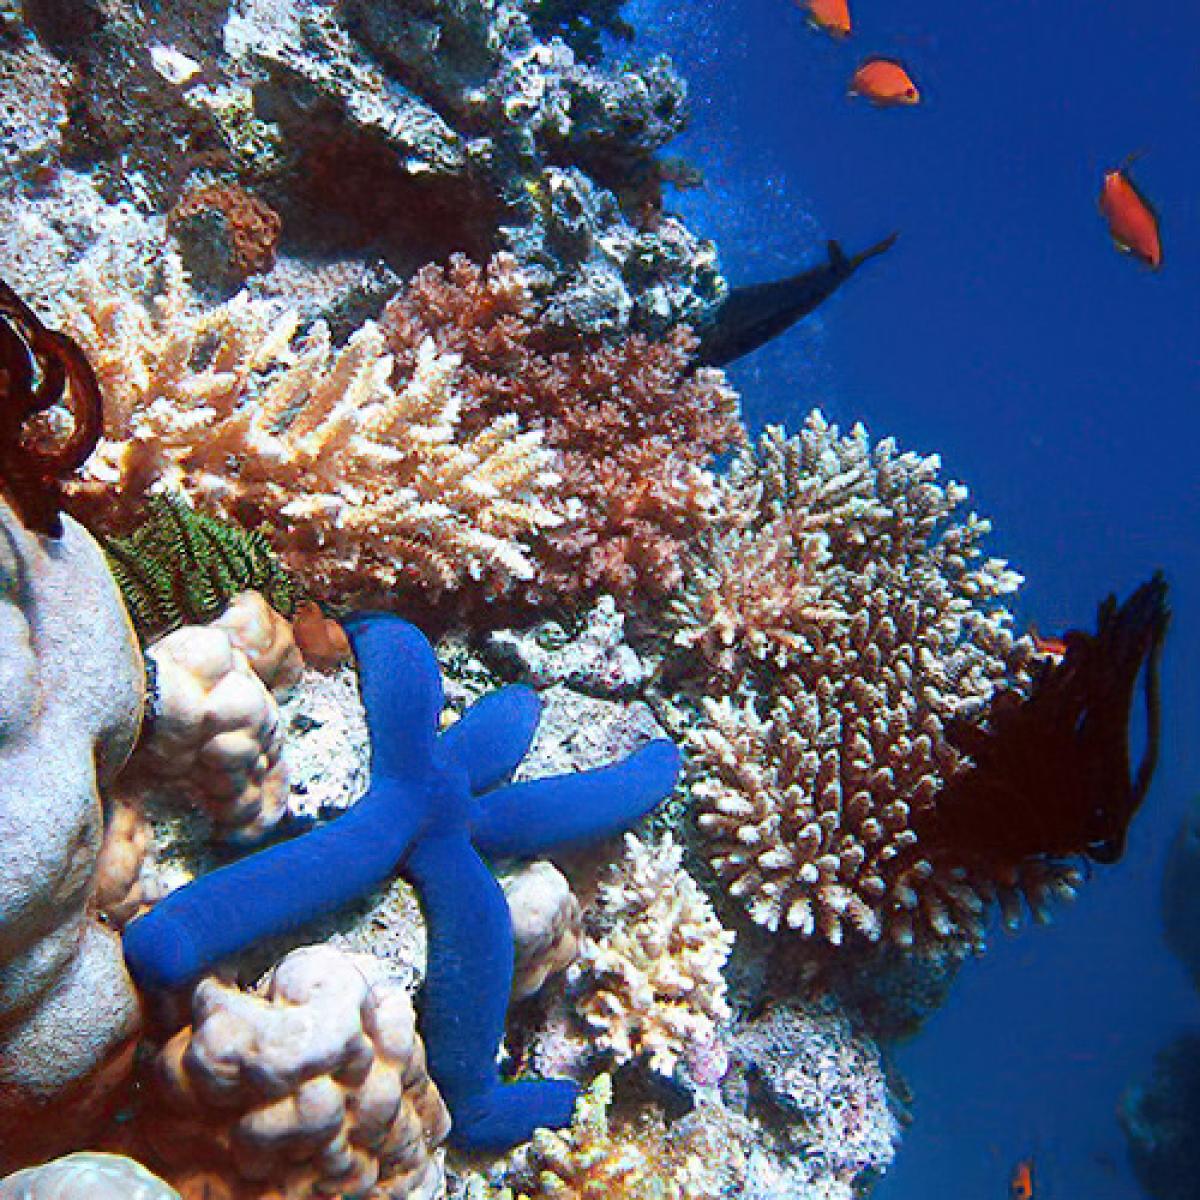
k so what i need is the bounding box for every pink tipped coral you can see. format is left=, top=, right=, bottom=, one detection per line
left=381, top=254, right=745, bottom=608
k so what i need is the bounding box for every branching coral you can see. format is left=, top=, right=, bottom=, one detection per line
left=101, top=494, right=299, bottom=645
left=686, top=414, right=1037, bottom=950
left=469, top=1074, right=710, bottom=1200
left=381, top=253, right=743, bottom=607
left=568, top=834, right=734, bottom=1075
left=60, top=256, right=561, bottom=602
left=130, top=945, right=449, bottom=1200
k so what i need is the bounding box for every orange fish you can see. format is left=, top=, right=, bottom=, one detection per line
left=803, top=0, right=851, bottom=39
left=1100, top=158, right=1162, bottom=269
left=1010, top=1158, right=1035, bottom=1200
left=850, top=58, right=921, bottom=106
left=1030, top=628, right=1068, bottom=658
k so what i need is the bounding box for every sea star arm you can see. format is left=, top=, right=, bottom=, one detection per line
left=341, top=613, right=443, bottom=779
left=439, top=685, right=542, bottom=794
left=123, top=780, right=427, bottom=991
left=469, top=738, right=682, bottom=861
left=405, top=829, right=578, bottom=1152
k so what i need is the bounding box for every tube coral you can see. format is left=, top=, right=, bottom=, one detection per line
left=381, top=253, right=744, bottom=608
left=686, top=414, right=1037, bottom=950
left=59, top=255, right=561, bottom=603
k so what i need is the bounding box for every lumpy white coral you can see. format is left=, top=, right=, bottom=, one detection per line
left=132, top=945, right=449, bottom=1200
left=62, top=254, right=561, bottom=600
left=568, top=834, right=734, bottom=1075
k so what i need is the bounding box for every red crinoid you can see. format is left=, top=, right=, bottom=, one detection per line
left=919, top=572, right=1170, bottom=874
left=0, top=279, right=103, bottom=537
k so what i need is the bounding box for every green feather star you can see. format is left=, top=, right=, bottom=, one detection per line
left=102, top=494, right=299, bottom=643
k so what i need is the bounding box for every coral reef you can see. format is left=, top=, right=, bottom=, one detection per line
left=724, top=1002, right=900, bottom=1196
left=134, top=607, right=290, bottom=846
left=123, top=615, right=681, bottom=1152
left=0, top=495, right=145, bottom=1170
left=128, top=945, right=449, bottom=1200
left=684, top=414, right=1037, bottom=949
left=1120, top=1034, right=1200, bottom=1200
left=382, top=254, right=743, bottom=607
left=568, top=833, right=734, bottom=1076
left=101, top=494, right=299, bottom=645
left=11, top=0, right=720, bottom=333
left=0, top=1153, right=179, bottom=1199
left=60, top=256, right=562, bottom=602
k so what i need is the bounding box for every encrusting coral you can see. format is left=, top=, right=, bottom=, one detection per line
left=0, top=491, right=145, bottom=1170
left=381, top=253, right=744, bottom=607
left=126, top=945, right=449, bottom=1200
left=684, top=414, right=1038, bottom=950
left=59, top=254, right=562, bottom=603
left=122, top=615, right=682, bottom=1153
left=167, top=182, right=282, bottom=289
left=568, top=833, right=734, bottom=1076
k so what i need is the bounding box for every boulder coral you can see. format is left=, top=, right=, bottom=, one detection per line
left=0, top=495, right=145, bottom=1170
left=134, top=611, right=290, bottom=846
left=130, top=945, right=449, bottom=1200
left=502, top=861, right=583, bottom=1002
left=0, top=1152, right=179, bottom=1200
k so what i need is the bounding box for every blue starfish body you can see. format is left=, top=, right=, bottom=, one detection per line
left=122, top=613, right=681, bottom=1151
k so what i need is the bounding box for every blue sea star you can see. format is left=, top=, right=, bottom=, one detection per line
left=122, top=613, right=681, bottom=1152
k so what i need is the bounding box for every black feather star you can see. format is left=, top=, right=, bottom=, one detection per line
left=0, top=279, right=103, bottom=537
left=918, top=573, right=1170, bottom=876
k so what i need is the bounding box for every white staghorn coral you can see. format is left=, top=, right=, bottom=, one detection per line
left=568, top=834, right=734, bottom=1076
left=687, top=413, right=1036, bottom=951
left=61, top=255, right=561, bottom=600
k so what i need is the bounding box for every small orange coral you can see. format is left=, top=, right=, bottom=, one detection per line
left=381, top=254, right=745, bottom=609
left=168, top=182, right=281, bottom=283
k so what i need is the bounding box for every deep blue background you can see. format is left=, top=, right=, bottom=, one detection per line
left=627, top=0, right=1200, bottom=1195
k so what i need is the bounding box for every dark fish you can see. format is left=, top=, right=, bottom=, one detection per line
left=697, top=233, right=898, bottom=368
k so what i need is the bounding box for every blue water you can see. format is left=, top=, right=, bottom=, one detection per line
left=631, top=0, right=1200, bottom=1195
